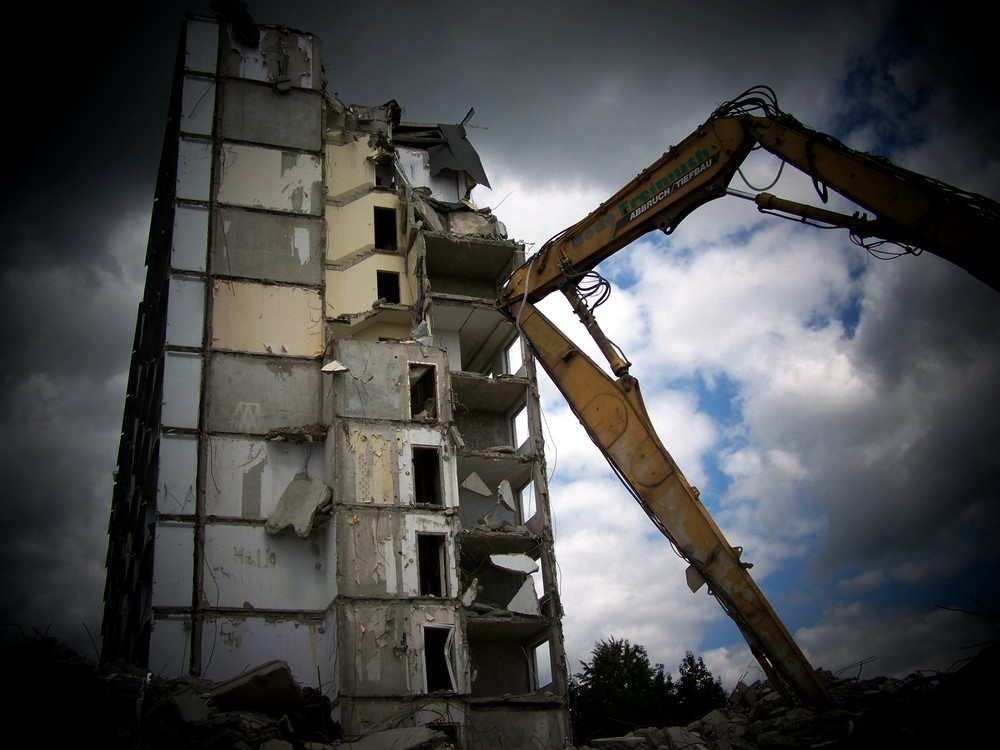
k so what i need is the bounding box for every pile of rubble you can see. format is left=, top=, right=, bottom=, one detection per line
left=4, top=635, right=454, bottom=749
left=578, top=642, right=996, bottom=749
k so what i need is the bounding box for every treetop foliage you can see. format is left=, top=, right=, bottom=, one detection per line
left=569, top=638, right=727, bottom=745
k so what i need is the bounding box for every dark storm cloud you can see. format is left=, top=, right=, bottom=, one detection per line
left=2, top=0, right=995, bottom=670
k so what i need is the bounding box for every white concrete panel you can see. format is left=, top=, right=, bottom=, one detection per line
left=201, top=616, right=332, bottom=688
left=177, top=138, right=213, bottom=202
left=218, top=144, right=322, bottom=215
left=158, top=434, right=198, bottom=516
left=148, top=615, right=192, bottom=679
left=180, top=76, right=216, bottom=135
left=206, top=437, right=323, bottom=519
left=151, top=521, right=194, bottom=607
left=172, top=205, right=209, bottom=272
left=202, top=524, right=331, bottom=610
left=161, top=352, right=202, bottom=429
left=166, top=277, right=205, bottom=348
left=185, top=18, right=218, bottom=74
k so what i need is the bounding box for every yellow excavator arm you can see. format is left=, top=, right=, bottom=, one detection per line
left=496, top=87, right=999, bottom=705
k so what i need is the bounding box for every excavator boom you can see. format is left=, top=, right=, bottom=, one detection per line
left=497, top=87, right=999, bottom=705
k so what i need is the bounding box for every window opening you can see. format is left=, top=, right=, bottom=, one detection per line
left=519, top=480, right=537, bottom=523
left=376, top=270, right=401, bottom=304
left=373, top=207, right=397, bottom=251
left=417, top=533, right=446, bottom=597
left=513, top=406, right=528, bottom=449
left=423, top=625, right=455, bottom=692
left=374, top=160, right=394, bottom=189
left=413, top=446, right=442, bottom=505
left=409, top=364, right=437, bottom=420
left=505, top=338, right=524, bottom=376
left=532, top=641, right=553, bottom=690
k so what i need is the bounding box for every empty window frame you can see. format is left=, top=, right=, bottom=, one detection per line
left=376, top=270, right=401, bottom=304
left=423, top=625, right=455, bottom=692
left=373, top=207, right=397, bottom=251
left=409, top=363, right=437, bottom=420
left=374, top=159, right=394, bottom=189
left=417, top=533, right=447, bottom=597
left=412, top=446, right=442, bottom=505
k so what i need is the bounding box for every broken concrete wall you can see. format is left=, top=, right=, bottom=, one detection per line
left=218, top=144, right=323, bottom=215
left=222, top=26, right=322, bottom=91
left=212, top=207, right=322, bottom=284
left=336, top=601, right=468, bottom=697
left=326, top=340, right=451, bottom=424
left=206, top=353, right=320, bottom=434
left=220, top=80, right=322, bottom=151
left=468, top=706, right=570, bottom=750
left=205, top=437, right=326, bottom=520
left=200, top=615, right=334, bottom=688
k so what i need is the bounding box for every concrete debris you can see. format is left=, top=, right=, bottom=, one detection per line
left=505, top=577, right=541, bottom=616
left=339, top=726, right=447, bottom=750
left=265, top=423, right=329, bottom=442
left=571, top=643, right=998, bottom=749
left=496, top=479, right=516, bottom=511
left=489, top=553, right=538, bottom=574
left=265, top=474, right=332, bottom=537
left=460, top=472, right=491, bottom=497
left=210, top=660, right=306, bottom=715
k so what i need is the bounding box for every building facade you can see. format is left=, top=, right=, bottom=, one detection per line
left=101, top=14, right=569, bottom=747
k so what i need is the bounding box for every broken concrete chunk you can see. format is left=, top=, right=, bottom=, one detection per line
left=497, top=479, right=515, bottom=511
left=461, top=577, right=479, bottom=607
left=460, top=471, right=491, bottom=497
left=209, top=660, right=304, bottom=716
left=489, top=553, right=538, bottom=574
left=345, top=726, right=447, bottom=750
left=265, top=474, right=332, bottom=537
left=506, top=577, right=540, bottom=616
left=321, top=359, right=348, bottom=373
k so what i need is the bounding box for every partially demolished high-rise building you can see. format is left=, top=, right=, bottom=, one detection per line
left=101, top=13, right=569, bottom=747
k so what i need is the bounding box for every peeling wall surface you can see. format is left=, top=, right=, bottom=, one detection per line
left=103, top=14, right=568, bottom=749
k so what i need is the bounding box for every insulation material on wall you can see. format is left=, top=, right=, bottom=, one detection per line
left=214, top=208, right=321, bottom=284
left=337, top=508, right=399, bottom=597
left=211, top=280, right=323, bottom=357
left=218, top=144, right=322, bottom=215
left=346, top=430, right=399, bottom=505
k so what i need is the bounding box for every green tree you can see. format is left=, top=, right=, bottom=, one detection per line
left=569, top=641, right=728, bottom=744
left=673, top=650, right=727, bottom=722
left=569, top=638, right=674, bottom=744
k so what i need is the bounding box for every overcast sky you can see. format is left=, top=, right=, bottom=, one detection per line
left=2, top=1, right=997, bottom=689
